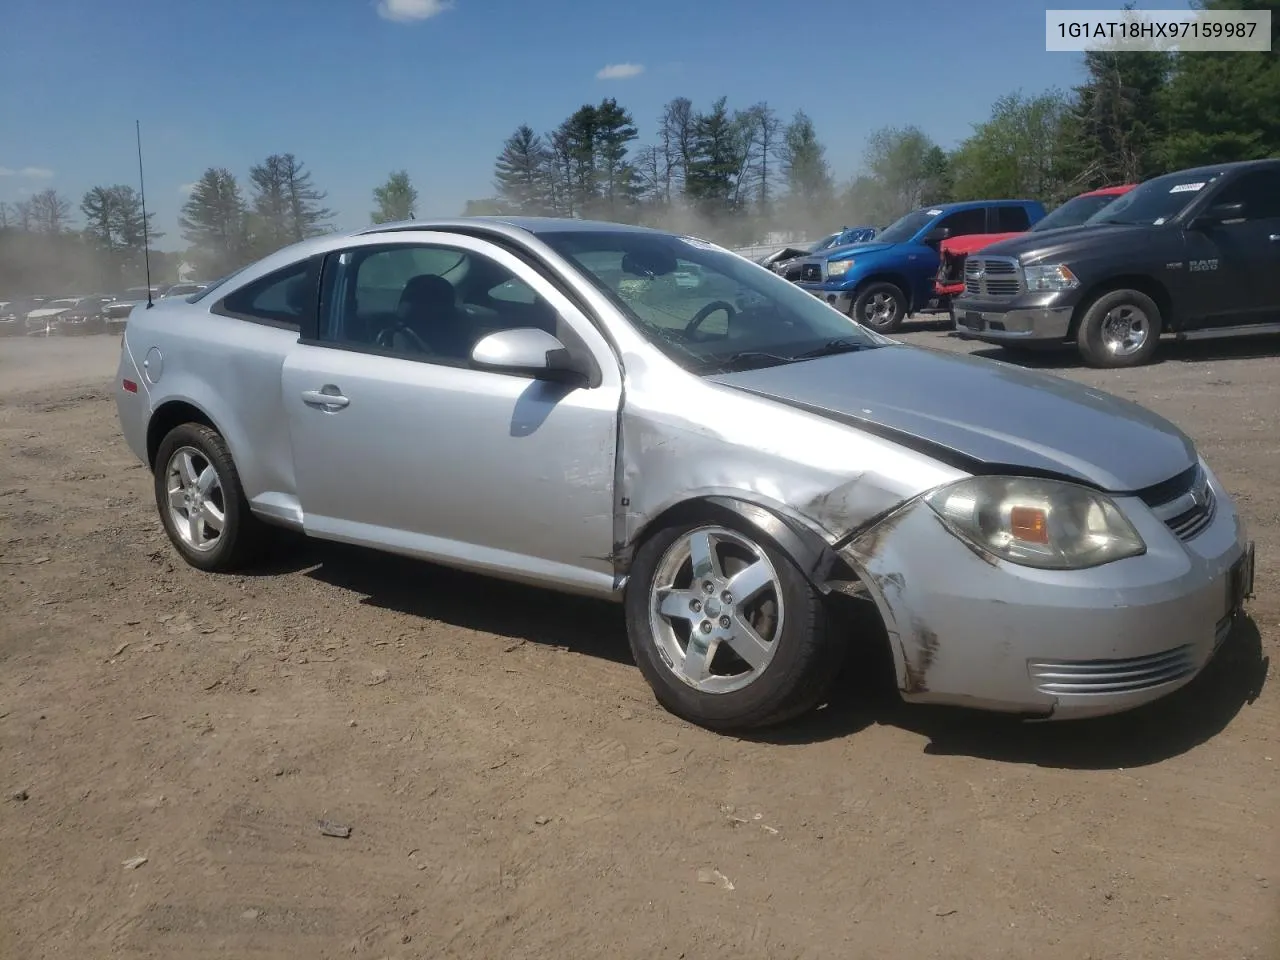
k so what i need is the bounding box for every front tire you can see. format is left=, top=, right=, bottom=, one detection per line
left=624, top=519, right=845, bottom=731
left=852, top=281, right=908, bottom=333
left=1075, top=289, right=1162, bottom=368
left=153, top=423, right=264, bottom=572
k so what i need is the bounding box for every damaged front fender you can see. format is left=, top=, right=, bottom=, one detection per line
left=836, top=496, right=1056, bottom=713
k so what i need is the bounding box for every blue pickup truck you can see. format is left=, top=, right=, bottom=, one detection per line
left=793, top=199, right=1047, bottom=333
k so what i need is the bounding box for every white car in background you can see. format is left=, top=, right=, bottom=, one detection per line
left=25, top=297, right=88, bottom=336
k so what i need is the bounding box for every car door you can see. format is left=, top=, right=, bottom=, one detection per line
left=1178, top=169, right=1280, bottom=328
left=280, top=232, right=623, bottom=596
left=914, top=207, right=987, bottom=303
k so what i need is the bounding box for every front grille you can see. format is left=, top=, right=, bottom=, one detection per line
left=782, top=263, right=803, bottom=281
left=963, top=256, right=1022, bottom=299
left=1165, top=491, right=1216, bottom=540
left=1029, top=645, right=1196, bottom=696
left=799, top=263, right=822, bottom=283
left=1140, top=463, right=1216, bottom=542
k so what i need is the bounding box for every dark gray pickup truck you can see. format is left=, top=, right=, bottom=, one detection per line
left=952, top=159, right=1280, bottom=368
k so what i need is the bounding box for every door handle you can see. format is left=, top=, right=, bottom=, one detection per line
left=301, top=388, right=349, bottom=409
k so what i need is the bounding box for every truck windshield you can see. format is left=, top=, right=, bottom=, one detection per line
left=1033, top=193, right=1124, bottom=231
left=875, top=210, right=934, bottom=244
left=1084, top=171, right=1225, bottom=226
left=541, top=229, right=884, bottom=374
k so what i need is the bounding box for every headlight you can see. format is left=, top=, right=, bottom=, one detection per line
left=1022, top=263, right=1079, bottom=292
left=826, top=258, right=855, bottom=278
left=923, top=476, right=1145, bottom=570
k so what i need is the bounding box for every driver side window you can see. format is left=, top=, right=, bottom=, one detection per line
left=315, top=243, right=551, bottom=367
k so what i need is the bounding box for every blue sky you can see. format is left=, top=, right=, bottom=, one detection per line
left=0, top=0, right=1186, bottom=250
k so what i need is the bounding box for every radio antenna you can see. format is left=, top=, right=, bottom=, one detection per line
left=136, top=119, right=154, bottom=308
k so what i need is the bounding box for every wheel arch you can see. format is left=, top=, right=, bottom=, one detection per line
left=621, top=495, right=860, bottom=596
left=851, top=273, right=914, bottom=312
left=146, top=398, right=220, bottom=472
left=1068, top=274, right=1173, bottom=339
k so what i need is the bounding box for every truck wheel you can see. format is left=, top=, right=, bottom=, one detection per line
left=1075, top=289, right=1162, bottom=368
left=852, top=282, right=907, bottom=333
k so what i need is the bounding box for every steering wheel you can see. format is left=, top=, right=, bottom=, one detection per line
left=684, top=300, right=736, bottom=339
left=375, top=323, right=430, bottom=354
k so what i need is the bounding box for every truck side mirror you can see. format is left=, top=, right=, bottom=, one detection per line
left=1191, top=202, right=1245, bottom=228
left=923, top=226, right=951, bottom=244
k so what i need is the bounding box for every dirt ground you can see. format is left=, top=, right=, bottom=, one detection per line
left=1, top=325, right=1277, bottom=960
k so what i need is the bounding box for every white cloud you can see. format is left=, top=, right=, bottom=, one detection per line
left=376, top=0, right=452, bottom=22
left=179, top=182, right=197, bottom=195
left=596, top=63, right=645, bottom=80
left=0, top=166, right=53, bottom=178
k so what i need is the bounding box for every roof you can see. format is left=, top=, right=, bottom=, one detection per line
left=360, top=215, right=671, bottom=238
left=1153, top=158, right=1280, bottom=179
left=918, top=198, right=1042, bottom=213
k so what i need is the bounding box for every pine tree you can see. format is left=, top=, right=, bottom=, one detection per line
left=179, top=168, right=249, bottom=277
left=372, top=170, right=419, bottom=223
left=493, top=125, right=553, bottom=214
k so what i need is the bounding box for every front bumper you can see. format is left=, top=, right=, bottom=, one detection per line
left=951, top=292, right=1076, bottom=343
left=56, top=318, right=103, bottom=335
left=796, top=283, right=854, bottom=315
left=838, top=465, right=1253, bottom=719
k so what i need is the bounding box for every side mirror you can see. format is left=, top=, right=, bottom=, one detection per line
left=1192, top=201, right=1245, bottom=229
left=923, top=226, right=951, bottom=244
left=471, top=327, right=586, bottom=384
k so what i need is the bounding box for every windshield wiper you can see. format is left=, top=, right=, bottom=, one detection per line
left=793, top=337, right=872, bottom=359
left=700, top=350, right=794, bottom=372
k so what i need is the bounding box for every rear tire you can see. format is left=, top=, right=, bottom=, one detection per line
left=624, top=518, right=845, bottom=731
left=1075, top=289, right=1162, bottom=368
left=852, top=281, right=908, bottom=333
left=153, top=423, right=266, bottom=573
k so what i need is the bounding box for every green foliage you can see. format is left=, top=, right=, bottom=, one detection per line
left=949, top=90, right=1075, bottom=201
left=1158, top=0, right=1280, bottom=167
left=179, top=168, right=249, bottom=279
left=371, top=170, right=419, bottom=223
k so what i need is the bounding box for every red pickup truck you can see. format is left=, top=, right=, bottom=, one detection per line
left=934, top=184, right=1136, bottom=299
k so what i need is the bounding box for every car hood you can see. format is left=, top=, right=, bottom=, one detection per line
left=27, top=307, right=72, bottom=319
left=816, top=240, right=897, bottom=261
left=941, top=232, right=1023, bottom=255
left=707, top=344, right=1196, bottom=493
left=978, top=223, right=1153, bottom=263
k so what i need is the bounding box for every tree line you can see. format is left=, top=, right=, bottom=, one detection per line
left=471, top=0, right=1278, bottom=242
left=2, top=0, right=1273, bottom=296
left=0, top=156, right=426, bottom=297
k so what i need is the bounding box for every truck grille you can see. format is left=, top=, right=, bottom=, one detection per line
left=963, top=257, right=1022, bottom=299
left=799, top=263, right=823, bottom=283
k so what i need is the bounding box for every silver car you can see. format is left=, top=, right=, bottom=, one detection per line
left=114, top=217, right=1256, bottom=731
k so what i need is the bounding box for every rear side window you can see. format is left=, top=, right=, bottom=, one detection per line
left=214, top=257, right=318, bottom=330
left=994, top=205, right=1032, bottom=232
left=936, top=207, right=987, bottom=237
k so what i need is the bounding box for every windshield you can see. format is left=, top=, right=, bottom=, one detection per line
left=1033, top=193, right=1124, bottom=231
left=874, top=210, right=935, bottom=245
left=540, top=230, right=885, bottom=374
left=1085, top=171, right=1225, bottom=226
